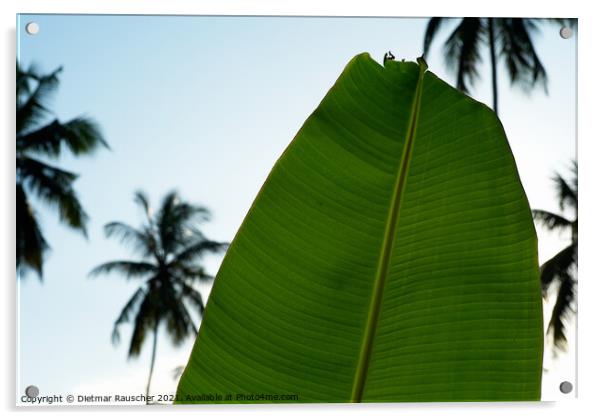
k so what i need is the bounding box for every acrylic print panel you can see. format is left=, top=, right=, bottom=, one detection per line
left=16, top=14, right=577, bottom=405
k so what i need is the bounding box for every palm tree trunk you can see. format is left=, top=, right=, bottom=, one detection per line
left=145, top=317, right=159, bottom=403
left=487, top=18, right=498, bottom=114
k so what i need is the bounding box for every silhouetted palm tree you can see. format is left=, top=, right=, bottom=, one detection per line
left=423, top=18, right=575, bottom=113
left=17, top=63, right=107, bottom=278
left=90, top=191, right=227, bottom=400
left=533, top=161, right=577, bottom=353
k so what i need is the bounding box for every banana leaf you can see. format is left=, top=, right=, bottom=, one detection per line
left=176, top=53, right=543, bottom=403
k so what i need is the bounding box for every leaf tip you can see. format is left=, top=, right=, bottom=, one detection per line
left=417, top=55, right=428, bottom=72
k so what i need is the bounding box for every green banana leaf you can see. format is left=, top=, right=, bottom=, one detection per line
left=176, top=53, right=543, bottom=403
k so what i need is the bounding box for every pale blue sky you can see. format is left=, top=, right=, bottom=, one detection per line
left=16, top=15, right=576, bottom=403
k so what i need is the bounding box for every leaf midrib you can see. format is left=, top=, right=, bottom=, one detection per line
left=350, top=60, right=428, bottom=402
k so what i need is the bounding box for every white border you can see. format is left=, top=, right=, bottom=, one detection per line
left=2, top=1, right=600, bottom=419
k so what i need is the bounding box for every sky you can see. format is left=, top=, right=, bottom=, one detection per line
left=16, top=15, right=576, bottom=404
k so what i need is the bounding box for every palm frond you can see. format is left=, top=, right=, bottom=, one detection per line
left=17, top=63, right=29, bottom=95
left=16, top=63, right=108, bottom=281
left=16, top=183, right=49, bottom=278
left=164, top=294, right=198, bottom=346
left=497, top=18, right=548, bottom=93
left=547, top=272, right=576, bottom=351
left=169, top=239, right=228, bottom=266
left=17, top=117, right=108, bottom=157
left=553, top=171, right=577, bottom=211
left=540, top=243, right=577, bottom=295
left=128, top=292, right=157, bottom=357
left=170, top=263, right=214, bottom=283
left=134, top=190, right=153, bottom=221
left=112, top=287, right=147, bottom=345
left=532, top=209, right=572, bottom=231
left=104, top=222, right=156, bottom=257
left=18, top=157, right=88, bottom=235
left=89, top=260, right=157, bottom=280
left=182, top=283, right=206, bottom=317
left=16, top=62, right=37, bottom=100
left=17, top=65, right=62, bottom=134
left=423, top=18, right=450, bottom=56
left=172, top=366, right=185, bottom=381
left=157, top=191, right=211, bottom=254
left=534, top=161, right=577, bottom=355
left=443, top=18, right=485, bottom=92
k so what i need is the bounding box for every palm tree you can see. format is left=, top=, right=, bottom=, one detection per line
left=533, top=161, right=577, bottom=353
left=17, top=63, right=108, bottom=278
left=423, top=18, right=575, bottom=113
left=90, top=191, right=227, bottom=400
